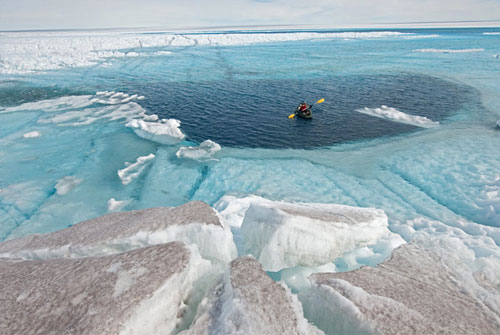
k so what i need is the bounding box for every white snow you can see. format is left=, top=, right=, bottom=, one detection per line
left=0, top=30, right=432, bottom=74
left=176, top=140, right=221, bottom=162
left=22, top=131, right=41, bottom=138
left=117, top=153, right=155, bottom=185
left=413, top=48, right=484, bottom=53
left=126, top=119, right=185, bottom=145
left=356, top=105, right=439, bottom=128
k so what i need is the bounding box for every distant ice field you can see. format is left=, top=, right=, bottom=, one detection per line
left=0, top=27, right=499, bottom=258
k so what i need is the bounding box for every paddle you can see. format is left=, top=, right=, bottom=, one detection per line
left=288, top=98, right=325, bottom=119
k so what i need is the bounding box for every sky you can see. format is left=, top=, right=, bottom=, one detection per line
left=1, top=0, right=500, bottom=31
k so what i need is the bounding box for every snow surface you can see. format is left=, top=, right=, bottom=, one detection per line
left=0, top=30, right=434, bottom=74
left=356, top=105, right=439, bottom=128
left=176, top=140, right=221, bottom=162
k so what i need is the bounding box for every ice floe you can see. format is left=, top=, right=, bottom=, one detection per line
left=126, top=118, right=185, bottom=145
left=300, top=228, right=500, bottom=335
left=0, top=242, right=214, bottom=335
left=181, top=256, right=323, bottom=335
left=413, top=48, right=485, bottom=53
left=176, top=140, right=221, bottom=162
left=22, top=131, right=41, bottom=138
left=54, top=176, right=82, bottom=195
left=215, top=195, right=402, bottom=272
left=117, top=153, right=155, bottom=185
left=356, top=105, right=439, bottom=128
left=107, top=198, right=132, bottom=212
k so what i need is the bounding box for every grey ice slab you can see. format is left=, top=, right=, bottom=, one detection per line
left=0, top=201, right=220, bottom=259
left=305, top=243, right=500, bottom=335
left=0, top=242, right=189, bottom=335
left=183, top=256, right=322, bottom=335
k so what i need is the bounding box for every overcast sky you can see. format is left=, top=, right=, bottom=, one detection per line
left=1, top=0, right=500, bottom=31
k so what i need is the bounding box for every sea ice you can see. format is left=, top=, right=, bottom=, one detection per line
left=176, top=140, right=221, bottom=162
left=0, top=242, right=214, bottom=335
left=356, top=105, right=439, bottom=128
left=181, top=256, right=323, bottom=335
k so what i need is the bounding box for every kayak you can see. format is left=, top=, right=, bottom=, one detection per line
left=296, top=108, right=312, bottom=119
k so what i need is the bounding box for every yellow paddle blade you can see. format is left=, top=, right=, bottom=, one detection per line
left=316, top=98, right=325, bottom=104
left=288, top=113, right=295, bottom=119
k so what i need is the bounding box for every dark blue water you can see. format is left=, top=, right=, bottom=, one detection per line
left=131, top=73, right=483, bottom=148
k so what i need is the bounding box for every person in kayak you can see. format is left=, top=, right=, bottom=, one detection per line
left=298, top=102, right=310, bottom=112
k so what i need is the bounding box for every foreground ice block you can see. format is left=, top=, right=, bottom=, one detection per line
left=182, top=256, right=323, bottom=335
left=0, top=201, right=236, bottom=264
left=238, top=197, right=395, bottom=271
left=300, top=237, right=500, bottom=335
left=0, top=242, right=212, bottom=335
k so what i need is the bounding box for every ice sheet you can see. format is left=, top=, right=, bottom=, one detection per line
left=0, top=30, right=432, bottom=74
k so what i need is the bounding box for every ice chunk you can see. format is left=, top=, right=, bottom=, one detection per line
left=496, top=119, right=500, bottom=127
left=181, top=256, right=323, bottom=335
left=228, top=196, right=395, bottom=271
left=22, top=131, right=41, bottom=138
left=126, top=118, right=185, bottom=145
left=54, top=176, right=82, bottom=195
left=356, top=105, right=439, bottom=128
left=300, top=234, right=500, bottom=335
left=0, top=242, right=214, bottom=335
left=117, top=153, right=155, bottom=185
left=0, top=201, right=237, bottom=264
left=107, top=198, right=132, bottom=212
left=176, top=140, right=221, bottom=162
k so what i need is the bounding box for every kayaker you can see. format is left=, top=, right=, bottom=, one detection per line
left=299, top=102, right=310, bottom=112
